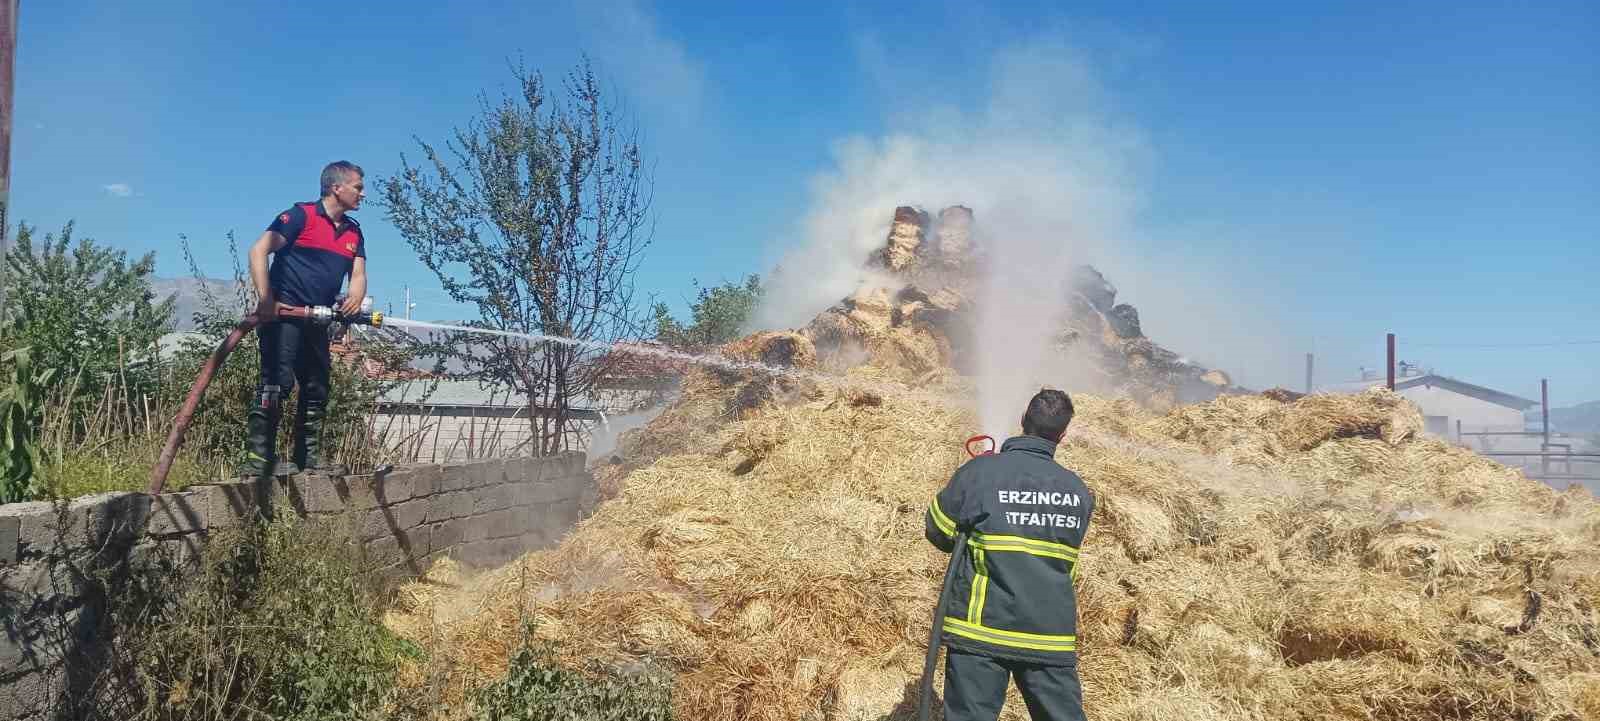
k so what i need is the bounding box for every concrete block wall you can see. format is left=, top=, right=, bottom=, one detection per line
left=0, top=452, right=591, bottom=721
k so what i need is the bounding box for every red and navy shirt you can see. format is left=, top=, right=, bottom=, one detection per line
left=266, top=201, right=365, bottom=306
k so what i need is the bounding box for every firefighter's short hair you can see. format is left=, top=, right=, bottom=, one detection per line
left=320, top=161, right=364, bottom=197
left=1022, top=388, right=1074, bottom=441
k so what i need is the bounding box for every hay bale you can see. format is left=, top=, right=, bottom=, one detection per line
left=724, top=330, right=819, bottom=369
left=1566, top=672, right=1600, bottom=720
left=1276, top=569, right=1448, bottom=665
left=1364, top=522, right=1482, bottom=581
left=1269, top=388, right=1423, bottom=452
left=824, top=657, right=915, bottom=721
left=1460, top=595, right=1523, bottom=629
left=1097, top=687, right=1230, bottom=721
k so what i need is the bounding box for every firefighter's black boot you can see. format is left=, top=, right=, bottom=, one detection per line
left=239, top=385, right=298, bottom=477
left=293, top=400, right=345, bottom=476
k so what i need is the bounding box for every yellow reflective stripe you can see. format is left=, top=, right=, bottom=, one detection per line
left=966, top=546, right=987, bottom=623
left=929, top=497, right=956, bottom=538
left=943, top=618, right=1078, bottom=652
left=971, top=533, right=1079, bottom=559
left=969, top=539, right=1078, bottom=563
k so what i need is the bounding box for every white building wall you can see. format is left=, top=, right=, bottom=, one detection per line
left=1394, top=385, right=1527, bottom=435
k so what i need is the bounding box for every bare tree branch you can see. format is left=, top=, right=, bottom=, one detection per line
left=381, top=58, right=651, bottom=455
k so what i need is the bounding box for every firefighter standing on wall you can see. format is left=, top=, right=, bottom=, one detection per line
left=926, top=389, right=1094, bottom=721
left=240, top=161, right=369, bottom=478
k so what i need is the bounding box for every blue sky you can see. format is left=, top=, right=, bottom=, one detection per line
left=11, top=1, right=1598, bottom=403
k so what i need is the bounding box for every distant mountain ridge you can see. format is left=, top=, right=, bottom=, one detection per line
left=151, top=277, right=247, bottom=331
left=1526, top=399, right=1600, bottom=434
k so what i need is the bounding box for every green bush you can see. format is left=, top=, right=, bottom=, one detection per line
left=1, top=221, right=175, bottom=413
left=114, top=518, right=418, bottom=721
left=651, top=274, right=762, bottom=349
left=471, top=623, right=675, bottom=721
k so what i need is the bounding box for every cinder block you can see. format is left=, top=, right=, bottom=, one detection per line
left=465, top=508, right=520, bottom=542
left=467, top=460, right=500, bottom=490
left=0, top=560, right=83, bottom=616
left=426, top=491, right=475, bottom=523
left=10, top=502, right=61, bottom=560
left=357, top=498, right=430, bottom=542
left=0, top=512, right=19, bottom=566
left=146, top=492, right=206, bottom=537
left=403, top=525, right=432, bottom=558
left=428, top=520, right=466, bottom=552
left=471, top=485, right=517, bottom=516
left=328, top=474, right=380, bottom=510
left=510, top=478, right=561, bottom=507
left=0, top=664, right=59, bottom=717
left=523, top=456, right=552, bottom=484
left=128, top=540, right=173, bottom=573
left=162, top=534, right=206, bottom=572
left=77, top=492, right=152, bottom=550
left=522, top=527, right=555, bottom=552
left=385, top=498, right=430, bottom=532
left=193, top=482, right=259, bottom=529
left=286, top=476, right=347, bottom=514
left=437, top=462, right=474, bottom=493
left=408, top=464, right=443, bottom=497
left=500, top=506, right=536, bottom=540
left=374, top=469, right=414, bottom=505
left=456, top=537, right=525, bottom=569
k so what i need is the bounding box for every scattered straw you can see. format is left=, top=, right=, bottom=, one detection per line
left=386, top=376, right=1600, bottom=721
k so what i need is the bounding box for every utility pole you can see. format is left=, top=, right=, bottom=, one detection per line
left=1304, top=353, right=1314, bottom=394
left=1386, top=333, right=1396, bottom=391
left=1541, top=378, right=1550, bottom=476
left=405, top=286, right=412, bottom=320
left=0, top=0, right=18, bottom=325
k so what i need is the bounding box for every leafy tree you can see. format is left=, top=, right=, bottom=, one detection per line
left=651, top=274, right=763, bottom=348
left=383, top=58, right=651, bottom=455
left=1, top=221, right=175, bottom=399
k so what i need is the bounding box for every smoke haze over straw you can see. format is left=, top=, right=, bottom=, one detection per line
left=758, top=37, right=1289, bottom=436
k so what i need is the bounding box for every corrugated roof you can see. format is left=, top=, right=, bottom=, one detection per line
left=1317, top=374, right=1538, bottom=410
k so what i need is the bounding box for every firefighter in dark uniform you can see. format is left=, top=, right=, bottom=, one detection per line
left=241, top=160, right=369, bottom=478
left=925, top=389, right=1094, bottom=721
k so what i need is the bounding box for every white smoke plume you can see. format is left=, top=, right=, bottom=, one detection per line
left=756, top=36, right=1287, bottom=437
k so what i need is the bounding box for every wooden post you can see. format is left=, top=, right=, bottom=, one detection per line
left=1305, top=353, right=1314, bottom=394
left=0, top=0, right=18, bottom=322
left=1386, top=333, right=1396, bottom=390
left=1456, top=419, right=1462, bottom=445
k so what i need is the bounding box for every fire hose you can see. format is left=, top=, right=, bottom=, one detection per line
left=147, top=302, right=383, bottom=494
left=915, top=435, right=995, bottom=720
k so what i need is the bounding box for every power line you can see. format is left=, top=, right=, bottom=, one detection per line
left=1406, top=339, right=1600, bottom=350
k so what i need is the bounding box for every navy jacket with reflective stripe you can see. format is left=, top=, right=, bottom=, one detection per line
left=925, top=434, right=1095, bottom=666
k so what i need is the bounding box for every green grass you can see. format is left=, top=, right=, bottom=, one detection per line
left=40, top=433, right=215, bottom=498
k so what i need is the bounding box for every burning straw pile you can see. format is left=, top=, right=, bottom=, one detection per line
left=386, top=356, right=1600, bottom=720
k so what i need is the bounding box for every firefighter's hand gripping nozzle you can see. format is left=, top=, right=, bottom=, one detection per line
left=148, top=298, right=382, bottom=494
left=285, top=296, right=384, bottom=328
left=299, top=305, right=384, bottom=327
